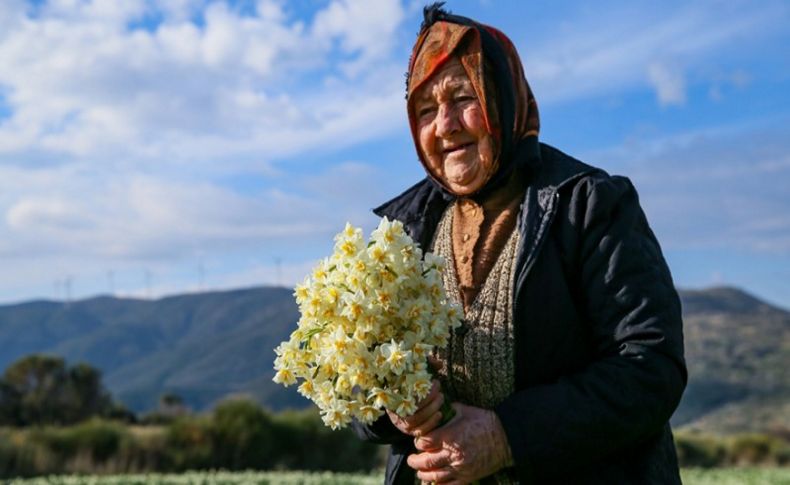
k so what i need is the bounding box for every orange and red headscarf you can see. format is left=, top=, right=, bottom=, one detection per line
left=406, top=4, right=540, bottom=197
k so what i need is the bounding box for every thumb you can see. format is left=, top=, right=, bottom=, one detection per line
left=427, top=355, right=443, bottom=372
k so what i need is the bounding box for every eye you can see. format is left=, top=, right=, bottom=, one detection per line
left=455, top=94, right=476, bottom=103
left=417, top=105, right=437, bottom=118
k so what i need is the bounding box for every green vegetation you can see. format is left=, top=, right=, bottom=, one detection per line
left=1, top=285, right=788, bottom=429
left=675, top=431, right=790, bottom=468
left=3, top=469, right=790, bottom=485
left=681, top=467, right=790, bottom=484
left=0, top=288, right=303, bottom=413
left=0, top=355, right=132, bottom=427
left=3, top=417, right=788, bottom=479
left=4, top=471, right=383, bottom=485
left=0, top=402, right=381, bottom=479
left=1, top=287, right=788, bottom=480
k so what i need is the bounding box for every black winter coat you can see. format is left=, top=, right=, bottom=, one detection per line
left=354, top=141, right=687, bottom=484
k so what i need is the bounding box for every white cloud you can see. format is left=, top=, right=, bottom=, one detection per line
left=0, top=0, right=411, bottom=303
left=520, top=1, right=786, bottom=105
left=0, top=153, right=392, bottom=302
left=0, top=0, right=406, bottom=166
left=1, top=171, right=330, bottom=260
left=312, top=0, right=404, bottom=76
left=647, top=62, right=686, bottom=106
left=583, top=122, right=790, bottom=253
left=0, top=0, right=786, bottom=304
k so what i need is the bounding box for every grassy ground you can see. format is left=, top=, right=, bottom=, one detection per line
left=6, top=468, right=790, bottom=484
left=681, top=467, right=790, bottom=484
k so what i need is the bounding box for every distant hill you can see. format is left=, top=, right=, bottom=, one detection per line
left=672, top=287, right=790, bottom=435
left=0, top=285, right=787, bottom=434
left=0, top=287, right=303, bottom=412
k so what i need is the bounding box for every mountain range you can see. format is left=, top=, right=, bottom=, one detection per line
left=0, top=285, right=787, bottom=435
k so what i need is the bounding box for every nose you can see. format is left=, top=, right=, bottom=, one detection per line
left=435, top=103, right=460, bottom=138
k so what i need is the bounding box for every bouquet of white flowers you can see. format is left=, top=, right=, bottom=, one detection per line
left=273, top=217, right=462, bottom=429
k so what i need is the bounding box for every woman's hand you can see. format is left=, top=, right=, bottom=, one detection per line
left=407, top=403, right=513, bottom=484
left=387, top=380, right=445, bottom=437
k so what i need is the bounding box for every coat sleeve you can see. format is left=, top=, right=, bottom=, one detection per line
left=351, top=413, right=413, bottom=445
left=494, top=174, right=687, bottom=482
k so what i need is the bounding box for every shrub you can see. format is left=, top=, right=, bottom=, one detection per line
left=164, top=416, right=212, bottom=471
left=270, top=408, right=383, bottom=472
left=209, top=398, right=275, bottom=470
left=1, top=403, right=383, bottom=477
left=674, top=432, right=726, bottom=468
left=0, top=429, right=56, bottom=478
left=728, top=433, right=782, bottom=465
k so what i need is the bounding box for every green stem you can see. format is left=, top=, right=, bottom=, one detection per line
left=438, top=392, right=456, bottom=426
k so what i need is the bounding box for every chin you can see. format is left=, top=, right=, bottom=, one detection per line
left=447, top=179, right=484, bottom=195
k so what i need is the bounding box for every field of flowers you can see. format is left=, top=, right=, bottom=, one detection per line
left=5, top=471, right=382, bottom=485
left=6, top=468, right=790, bottom=485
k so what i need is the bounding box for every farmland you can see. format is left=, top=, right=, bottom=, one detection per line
left=6, top=468, right=790, bottom=485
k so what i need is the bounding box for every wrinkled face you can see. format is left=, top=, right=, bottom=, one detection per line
left=412, top=58, right=494, bottom=196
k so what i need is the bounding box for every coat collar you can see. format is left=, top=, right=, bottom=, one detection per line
left=374, top=142, right=599, bottom=226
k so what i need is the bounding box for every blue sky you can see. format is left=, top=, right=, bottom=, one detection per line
left=0, top=0, right=788, bottom=308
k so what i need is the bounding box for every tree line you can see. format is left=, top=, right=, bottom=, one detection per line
left=0, top=355, right=133, bottom=427
left=0, top=354, right=381, bottom=478
left=1, top=354, right=788, bottom=479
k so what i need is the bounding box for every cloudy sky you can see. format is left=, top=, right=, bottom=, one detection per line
left=0, top=0, right=788, bottom=308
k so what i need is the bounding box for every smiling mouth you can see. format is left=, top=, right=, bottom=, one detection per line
left=443, top=142, right=474, bottom=155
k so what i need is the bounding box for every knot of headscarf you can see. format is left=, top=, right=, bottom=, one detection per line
left=406, top=3, right=540, bottom=199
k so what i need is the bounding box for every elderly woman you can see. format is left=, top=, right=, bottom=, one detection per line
left=354, top=5, right=686, bottom=485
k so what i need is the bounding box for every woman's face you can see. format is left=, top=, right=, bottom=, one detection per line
left=413, top=58, right=494, bottom=196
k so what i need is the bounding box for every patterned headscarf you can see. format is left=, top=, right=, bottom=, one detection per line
left=406, top=4, right=540, bottom=197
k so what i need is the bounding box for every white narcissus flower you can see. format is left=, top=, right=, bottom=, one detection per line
left=395, top=397, right=419, bottom=417
left=405, top=370, right=433, bottom=401
left=380, top=339, right=412, bottom=376
left=424, top=252, right=446, bottom=271
left=273, top=368, right=297, bottom=386
left=358, top=405, right=384, bottom=424
left=272, top=218, right=462, bottom=429
left=297, top=378, right=315, bottom=399
left=334, top=374, right=353, bottom=396
left=321, top=399, right=352, bottom=430
left=368, top=387, right=397, bottom=409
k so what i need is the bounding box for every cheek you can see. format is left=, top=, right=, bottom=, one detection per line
left=462, top=105, right=494, bottom=172
left=418, top=123, right=441, bottom=170
left=462, top=104, right=487, bottom=138
left=478, top=134, right=495, bottom=170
